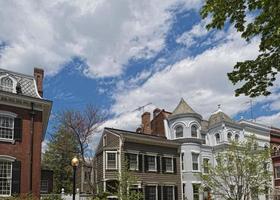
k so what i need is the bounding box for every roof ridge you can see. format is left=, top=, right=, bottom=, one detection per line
left=105, top=127, right=167, bottom=138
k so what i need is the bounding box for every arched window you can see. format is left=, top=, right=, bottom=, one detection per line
left=191, top=125, right=198, bottom=138
left=235, top=134, right=239, bottom=142
left=175, top=125, right=183, bottom=138
left=215, top=133, right=220, bottom=144
left=1, top=77, right=13, bottom=92
left=227, top=132, right=232, bottom=142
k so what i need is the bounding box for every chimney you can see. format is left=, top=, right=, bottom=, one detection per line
left=34, top=68, right=44, bottom=97
left=153, top=108, right=161, bottom=119
left=141, top=112, right=151, bottom=134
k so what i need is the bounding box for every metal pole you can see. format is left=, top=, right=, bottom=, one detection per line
left=73, top=166, right=76, bottom=200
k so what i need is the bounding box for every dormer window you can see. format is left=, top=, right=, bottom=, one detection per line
left=0, top=77, right=13, bottom=92
left=215, top=133, right=220, bottom=144
left=227, top=132, right=232, bottom=142
left=191, top=125, right=198, bottom=138
left=175, top=125, right=183, bottom=138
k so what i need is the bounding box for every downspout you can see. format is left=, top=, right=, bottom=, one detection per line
left=29, top=102, right=36, bottom=193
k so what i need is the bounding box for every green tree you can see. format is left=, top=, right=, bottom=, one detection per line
left=42, top=126, right=79, bottom=193
left=201, top=0, right=280, bottom=97
left=200, top=136, right=271, bottom=200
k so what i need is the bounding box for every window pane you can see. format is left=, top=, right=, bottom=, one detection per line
left=275, top=166, right=280, bottom=178
left=0, top=117, right=14, bottom=140
left=1, top=77, right=13, bottom=92
left=181, top=153, right=184, bottom=171
left=165, top=158, right=173, bottom=172
left=191, top=125, right=197, bottom=138
left=148, top=156, right=156, bottom=171
left=193, top=184, right=200, bottom=200
left=203, top=159, right=209, bottom=173
left=146, top=186, right=157, bottom=200
left=175, top=126, right=183, bottom=138
left=129, top=154, right=138, bottom=170
left=0, top=161, right=12, bottom=196
left=192, top=153, right=199, bottom=171
left=215, top=133, right=220, bottom=144
left=107, top=153, right=116, bottom=169
left=166, top=186, right=174, bottom=200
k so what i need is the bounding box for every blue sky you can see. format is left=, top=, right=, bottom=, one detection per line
left=0, top=0, right=279, bottom=149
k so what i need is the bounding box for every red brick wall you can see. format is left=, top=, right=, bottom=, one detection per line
left=0, top=104, right=43, bottom=198
left=151, top=112, right=166, bottom=137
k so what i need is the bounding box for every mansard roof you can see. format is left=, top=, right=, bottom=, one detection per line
left=208, top=109, right=236, bottom=128
left=0, top=68, right=41, bottom=98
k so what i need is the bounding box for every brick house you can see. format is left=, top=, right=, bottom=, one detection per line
left=94, top=127, right=182, bottom=200
left=271, top=127, right=280, bottom=192
left=0, top=68, right=52, bottom=198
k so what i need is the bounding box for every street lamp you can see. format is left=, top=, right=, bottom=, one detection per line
left=71, top=156, right=79, bottom=200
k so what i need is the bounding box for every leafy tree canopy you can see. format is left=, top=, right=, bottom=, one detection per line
left=201, top=0, right=280, bottom=97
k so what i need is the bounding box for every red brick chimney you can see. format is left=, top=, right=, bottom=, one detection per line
left=141, top=112, right=151, bottom=134
left=34, top=68, right=44, bottom=97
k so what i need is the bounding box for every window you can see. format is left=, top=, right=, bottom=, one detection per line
left=0, top=116, right=14, bottom=140
left=192, top=153, right=199, bottom=171
left=106, top=180, right=118, bottom=194
left=163, top=186, right=174, bottom=200
left=193, top=184, right=200, bottom=200
left=0, top=77, right=13, bottom=93
left=181, top=153, right=184, bottom=171
left=40, top=180, right=48, bottom=193
left=0, top=160, right=12, bottom=196
left=106, top=152, right=117, bottom=170
left=182, top=183, right=186, bottom=198
left=191, top=125, right=198, bottom=138
left=145, top=186, right=157, bottom=200
left=235, top=134, right=239, bottom=141
left=227, top=132, right=232, bottom=141
left=175, top=126, right=183, bottom=138
left=84, top=171, right=91, bottom=182
left=128, top=154, right=138, bottom=170
left=165, top=157, right=173, bottom=172
left=147, top=156, right=156, bottom=172
left=201, top=133, right=206, bottom=144
left=215, top=133, right=220, bottom=144
left=275, top=166, right=280, bottom=179
left=203, top=158, right=209, bottom=173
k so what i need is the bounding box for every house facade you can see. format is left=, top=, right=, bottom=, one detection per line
left=141, top=98, right=271, bottom=200
left=95, top=127, right=182, bottom=200
left=270, top=127, right=280, bottom=194
left=0, top=68, right=52, bottom=198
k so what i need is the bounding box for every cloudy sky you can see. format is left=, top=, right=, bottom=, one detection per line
left=1, top=0, right=279, bottom=150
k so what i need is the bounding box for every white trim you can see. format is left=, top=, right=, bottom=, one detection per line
left=163, top=156, right=174, bottom=173
left=0, top=74, right=17, bottom=94
left=0, top=111, right=17, bottom=118
left=145, top=184, right=158, bottom=200
left=105, top=151, right=118, bottom=170
left=33, top=79, right=42, bottom=99
left=0, top=155, right=16, bottom=162
left=146, top=155, right=157, bottom=172
left=127, top=153, right=139, bottom=171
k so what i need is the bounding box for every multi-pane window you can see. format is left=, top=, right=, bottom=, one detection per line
left=40, top=180, right=48, bottom=193
left=0, top=77, right=13, bottom=93
left=145, top=186, right=157, bottom=200
left=215, top=133, right=220, bottom=144
left=0, top=161, right=12, bottom=196
left=192, top=153, right=199, bottom=171
left=203, top=158, right=209, bottom=173
left=193, top=184, right=200, bottom=200
left=128, top=154, right=138, bottom=170
left=106, top=152, right=117, bottom=170
left=275, top=166, right=280, bottom=179
left=227, top=132, right=232, bottom=141
left=0, top=116, right=14, bottom=140
left=147, top=156, right=156, bottom=171
left=191, top=125, right=198, bottom=138
left=165, top=157, right=173, bottom=172
left=175, top=126, right=183, bottom=138
left=165, top=186, right=174, bottom=200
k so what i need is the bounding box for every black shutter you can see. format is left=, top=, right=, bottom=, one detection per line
left=157, top=156, right=161, bottom=173
left=12, top=160, right=21, bottom=195
left=138, top=154, right=143, bottom=172
left=162, top=157, right=166, bottom=173
left=174, top=186, right=178, bottom=200
left=125, top=153, right=130, bottom=170
left=158, top=185, right=162, bottom=200
left=144, top=155, right=148, bottom=172
left=145, top=186, right=149, bottom=200
left=173, top=158, right=177, bottom=174
left=14, top=118, right=22, bottom=142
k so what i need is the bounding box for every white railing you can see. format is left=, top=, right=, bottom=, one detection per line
left=41, top=188, right=93, bottom=200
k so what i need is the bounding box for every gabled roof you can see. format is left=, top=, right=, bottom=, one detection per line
left=208, top=110, right=236, bottom=127
left=0, top=68, right=41, bottom=98
left=171, top=98, right=197, bottom=115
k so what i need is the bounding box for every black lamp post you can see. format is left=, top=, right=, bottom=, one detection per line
left=71, top=156, right=79, bottom=200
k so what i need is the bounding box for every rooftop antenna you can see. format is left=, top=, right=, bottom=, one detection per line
left=132, top=102, right=153, bottom=113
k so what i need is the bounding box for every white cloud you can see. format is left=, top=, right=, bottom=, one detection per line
left=0, top=0, right=202, bottom=77
left=256, top=112, right=280, bottom=128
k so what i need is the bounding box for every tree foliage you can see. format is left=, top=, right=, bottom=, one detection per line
left=42, top=127, right=79, bottom=193
left=201, top=0, right=280, bottom=97
left=200, top=136, right=271, bottom=200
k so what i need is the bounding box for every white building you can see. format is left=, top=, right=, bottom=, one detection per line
left=164, top=98, right=271, bottom=200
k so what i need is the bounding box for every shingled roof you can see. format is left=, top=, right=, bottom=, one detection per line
left=0, top=68, right=41, bottom=98
left=208, top=109, right=236, bottom=127
left=171, top=98, right=197, bottom=115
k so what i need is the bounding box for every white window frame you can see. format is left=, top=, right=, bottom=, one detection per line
left=0, top=111, right=17, bottom=143
left=106, top=151, right=118, bottom=170
left=128, top=153, right=139, bottom=171
left=174, top=125, right=184, bottom=138
left=191, top=152, right=199, bottom=172
left=0, top=159, right=13, bottom=197
left=202, top=158, right=210, bottom=174
left=191, top=124, right=198, bottom=138
left=146, top=184, right=158, bottom=200
left=147, top=155, right=157, bottom=172
left=215, top=133, right=221, bottom=144
left=0, top=75, right=16, bottom=93
left=40, top=180, right=49, bottom=193
left=164, top=156, right=174, bottom=173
